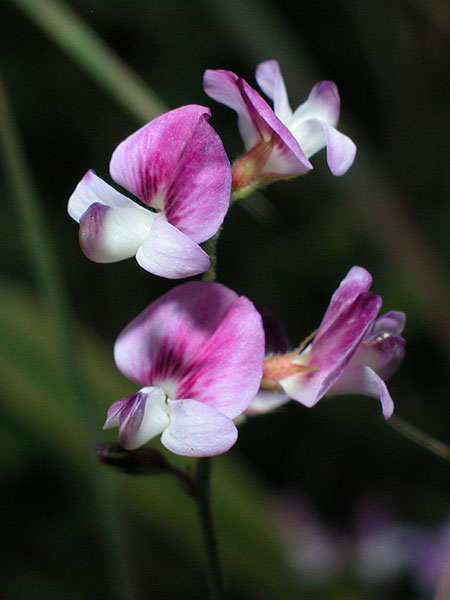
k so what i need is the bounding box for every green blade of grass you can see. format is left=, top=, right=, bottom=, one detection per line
left=9, top=0, right=167, bottom=122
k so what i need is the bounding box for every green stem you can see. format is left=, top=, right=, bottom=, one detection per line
left=201, top=231, right=220, bottom=282
left=195, top=458, right=226, bottom=600
left=389, top=415, right=450, bottom=462
left=195, top=223, right=226, bottom=598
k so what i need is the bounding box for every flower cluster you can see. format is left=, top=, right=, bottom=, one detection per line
left=68, top=60, right=405, bottom=457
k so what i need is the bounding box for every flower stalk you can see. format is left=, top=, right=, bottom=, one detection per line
left=194, top=458, right=226, bottom=600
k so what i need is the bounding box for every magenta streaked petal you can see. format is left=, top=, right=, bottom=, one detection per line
left=327, top=365, right=394, bottom=419
left=114, top=281, right=241, bottom=387
left=79, top=202, right=154, bottom=263
left=351, top=334, right=406, bottom=380
left=175, top=296, right=265, bottom=418
left=116, top=387, right=169, bottom=450
left=136, top=216, right=210, bottom=279
left=204, top=69, right=312, bottom=176
left=255, top=59, right=292, bottom=123
left=161, top=398, right=238, bottom=457
left=241, top=80, right=313, bottom=175
left=291, top=81, right=341, bottom=130
left=68, top=169, right=139, bottom=222
left=110, top=106, right=229, bottom=243
left=280, top=292, right=382, bottom=407
left=316, top=267, right=373, bottom=341
left=157, top=115, right=231, bottom=243
left=203, top=69, right=262, bottom=149
left=372, top=311, right=406, bottom=337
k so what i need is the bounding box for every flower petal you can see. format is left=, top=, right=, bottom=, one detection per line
left=110, top=387, right=169, bottom=450
left=350, top=334, right=406, bottom=380
left=281, top=292, right=382, bottom=407
left=79, top=202, right=154, bottom=263
left=291, top=81, right=341, bottom=131
left=316, top=266, right=373, bottom=341
left=175, top=295, right=265, bottom=418
left=110, top=105, right=230, bottom=242
left=291, top=119, right=356, bottom=175
left=204, top=69, right=262, bottom=150
left=327, top=365, right=394, bottom=419
left=371, top=311, right=406, bottom=337
left=204, top=69, right=312, bottom=176
left=114, top=281, right=242, bottom=387
left=255, top=59, right=292, bottom=123
left=68, top=169, right=139, bottom=222
left=136, top=216, right=210, bottom=278
left=161, top=398, right=237, bottom=457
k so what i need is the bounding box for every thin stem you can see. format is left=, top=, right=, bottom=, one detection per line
left=197, top=218, right=226, bottom=598
left=388, top=415, right=450, bottom=462
left=195, top=458, right=226, bottom=600
left=201, top=231, right=221, bottom=282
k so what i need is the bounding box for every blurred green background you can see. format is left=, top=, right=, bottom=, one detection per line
left=0, top=0, right=449, bottom=598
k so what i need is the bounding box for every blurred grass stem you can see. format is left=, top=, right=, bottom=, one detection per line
left=9, top=0, right=167, bottom=122
left=0, top=70, right=138, bottom=600
left=389, top=415, right=450, bottom=462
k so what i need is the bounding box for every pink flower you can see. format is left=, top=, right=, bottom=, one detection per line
left=204, top=60, right=356, bottom=196
left=68, top=105, right=231, bottom=279
left=252, top=267, right=405, bottom=418
left=103, top=282, right=265, bottom=456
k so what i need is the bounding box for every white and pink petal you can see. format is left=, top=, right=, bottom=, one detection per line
left=103, top=387, right=170, bottom=450
left=290, top=81, right=341, bottom=130
left=68, top=169, right=141, bottom=222
left=136, top=216, right=210, bottom=279
left=255, top=59, right=292, bottom=123
left=161, top=398, right=238, bottom=457
left=327, top=364, right=394, bottom=419
left=79, top=202, right=154, bottom=263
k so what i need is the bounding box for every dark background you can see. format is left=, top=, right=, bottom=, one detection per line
left=0, top=1, right=449, bottom=598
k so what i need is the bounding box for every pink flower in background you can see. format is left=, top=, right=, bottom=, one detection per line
left=254, top=267, right=405, bottom=418
left=68, top=105, right=231, bottom=279
left=103, top=282, right=265, bottom=456
left=204, top=60, right=356, bottom=195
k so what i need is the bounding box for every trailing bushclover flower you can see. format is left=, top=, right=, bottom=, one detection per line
left=103, top=281, right=265, bottom=456
left=68, top=105, right=231, bottom=278
left=250, top=267, right=405, bottom=418
left=204, top=60, right=356, bottom=198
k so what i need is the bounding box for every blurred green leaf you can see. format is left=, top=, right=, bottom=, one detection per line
left=9, top=0, right=166, bottom=122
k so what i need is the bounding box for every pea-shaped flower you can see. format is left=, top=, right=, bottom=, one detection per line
left=253, top=267, right=405, bottom=418
left=68, top=105, right=231, bottom=278
left=204, top=60, right=356, bottom=197
left=103, top=281, right=265, bottom=456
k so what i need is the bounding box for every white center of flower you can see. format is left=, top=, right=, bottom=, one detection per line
left=135, top=386, right=170, bottom=447
left=99, top=206, right=154, bottom=261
